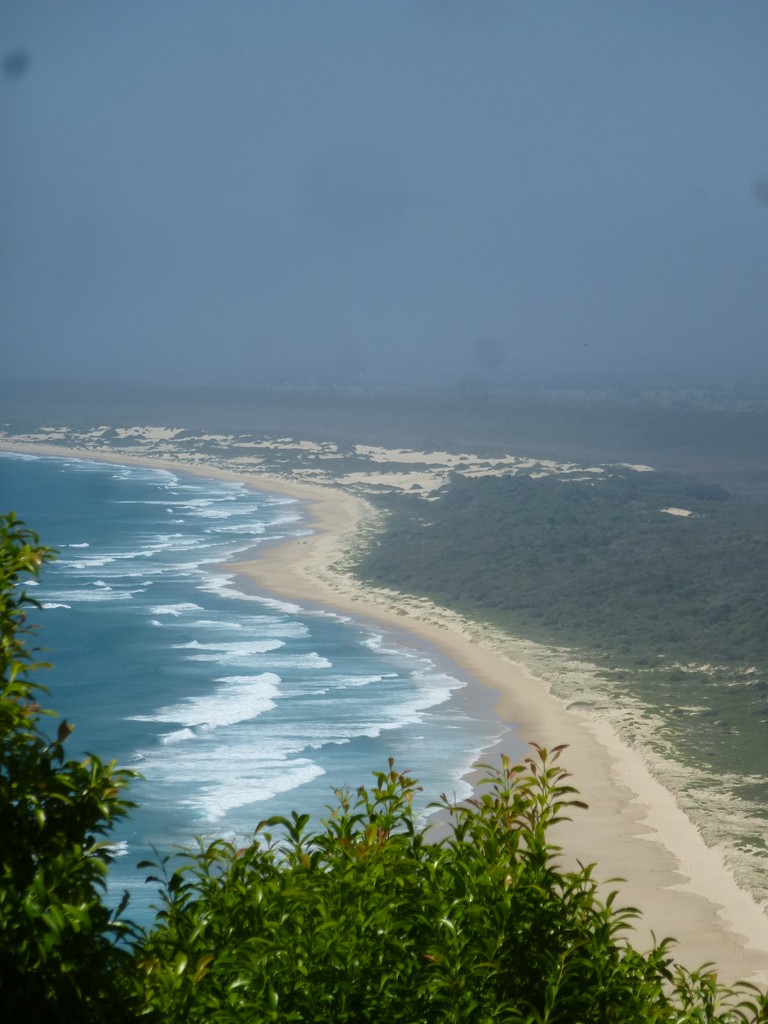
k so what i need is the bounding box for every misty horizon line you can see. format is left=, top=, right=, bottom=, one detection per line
left=6, top=367, right=768, bottom=391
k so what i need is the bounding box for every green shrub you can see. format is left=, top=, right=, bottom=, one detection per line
left=0, top=514, right=137, bottom=1023
left=134, top=749, right=768, bottom=1023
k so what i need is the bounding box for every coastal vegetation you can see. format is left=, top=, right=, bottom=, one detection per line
left=354, top=469, right=768, bottom=846
left=356, top=469, right=768, bottom=668
left=3, top=513, right=768, bottom=1021
left=0, top=514, right=136, bottom=1022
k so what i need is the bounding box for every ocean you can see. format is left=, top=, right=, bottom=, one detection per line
left=0, top=451, right=515, bottom=926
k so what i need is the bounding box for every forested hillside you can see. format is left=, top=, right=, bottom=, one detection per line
left=355, top=469, right=768, bottom=795
left=357, top=470, right=765, bottom=668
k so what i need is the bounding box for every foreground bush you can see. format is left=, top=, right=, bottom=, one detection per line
left=0, top=514, right=136, bottom=1023
left=3, top=512, right=768, bottom=1022
left=134, top=749, right=768, bottom=1023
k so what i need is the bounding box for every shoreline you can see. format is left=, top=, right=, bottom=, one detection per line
left=3, top=439, right=768, bottom=983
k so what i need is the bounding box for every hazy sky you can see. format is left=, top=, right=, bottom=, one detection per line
left=2, top=1, right=767, bottom=389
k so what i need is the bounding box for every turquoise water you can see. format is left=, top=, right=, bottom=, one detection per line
left=0, top=451, right=516, bottom=925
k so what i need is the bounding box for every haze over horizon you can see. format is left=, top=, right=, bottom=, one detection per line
left=2, top=1, right=767, bottom=392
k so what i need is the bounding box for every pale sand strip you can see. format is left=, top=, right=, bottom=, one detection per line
left=3, top=441, right=768, bottom=984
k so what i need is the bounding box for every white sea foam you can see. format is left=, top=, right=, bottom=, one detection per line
left=412, top=666, right=465, bottom=687
left=59, top=458, right=109, bottom=470
left=104, top=466, right=177, bottom=485
left=189, top=618, right=243, bottom=629
left=161, top=728, right=198, bottom=744
left=208, top=522, right=267, bottom=535
left=195, top=574, right=303, bottom=615
left=179, top=503, right=251, bottom=521
left=171, top=561, right=213, bottom=574
left=144, top=534, right=213, bottom=554
left=330, top=673, right=386, bottom=689
left=173, top=639, right=281, bottom=651
left=254, top=594, right=304, bottom=614
left=0, top=450, right=38, bottom=461
left=362, top=633, right=428, bottom=662
left=183, top=615, right=308, bottom=636
left=269, top=513, right=304, bottom=527
left=192, top=572, right=233, bottom=592
left=63, top=555, right=118, bottom=569
left=191, top=759, right=325, bottom=819
left=257, top=651, right=332, bottom=670
left=215, top=588, right=306, bottom=615
left=115, top=499, right=187, bottom=506
left=99, top=570, right=161, bottom=580
left=362, top=633, right=384, bottom=651
left=263, top=493, right=299, bottom=505
left=151, top=602, right=204, bottom=616
left=42, top=588, right=136, bottom=602
left=139, top=734, right=325, bottom=820
left=42, top=602, right=71, bottom=610
left=173, top=638, right=286, bottom=662
left=60, top=534, right=213, bottom=574
left=177, top=497, right=235, bottom=508
left=311, top=608, right=352, bottom=622
left=130, top=672, right=280, bottom=732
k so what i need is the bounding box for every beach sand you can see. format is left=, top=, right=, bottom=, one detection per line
left=4, top=439, right=768, bottom=984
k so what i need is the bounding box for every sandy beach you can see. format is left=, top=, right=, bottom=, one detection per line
left=3, top=437, right=768, bottom=984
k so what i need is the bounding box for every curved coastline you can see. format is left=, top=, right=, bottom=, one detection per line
left=3, top=439, right=768, bottom=983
